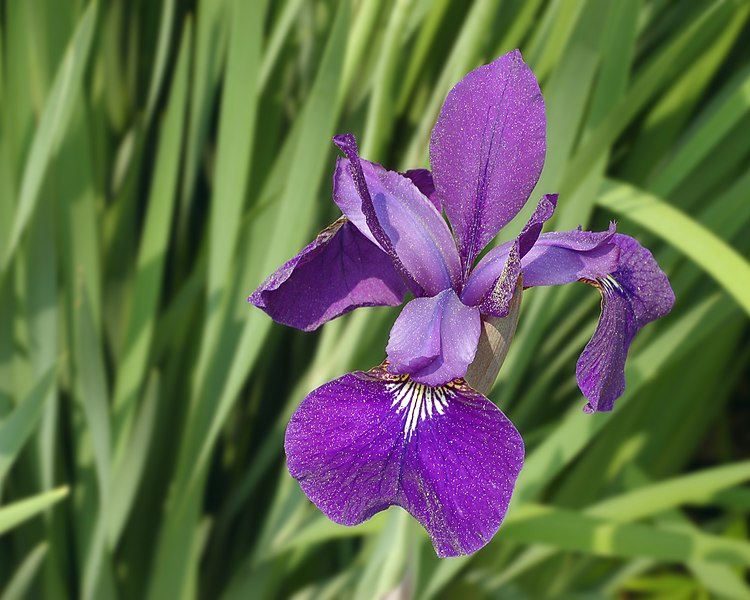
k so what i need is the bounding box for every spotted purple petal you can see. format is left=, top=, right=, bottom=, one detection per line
left=333, top=149, right=462, bottom=296
left=285, top=368, right=524, bottom=557
left=430, top=50, right=546, bottom=270
left=249, top=218, right=407, bottom=331
left=479, top=240, right=521, bottom=318
left=386, top=289, right=481, bottom=386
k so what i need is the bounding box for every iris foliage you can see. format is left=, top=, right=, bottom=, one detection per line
left=0, top=0, right=749, bottom=598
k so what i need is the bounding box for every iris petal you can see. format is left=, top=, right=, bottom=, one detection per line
left=576, top=234, right=675, bottom=412
left=461, top=194, right=558, bottom=308
left=285, top=367, right=524, bottom=557
left=430, top=50, right=546, bottom=269
left=249, top=218, right=407, bottom=331
left=386, top=289, right=481, bottom=386
left=333, top=137, right=461, bottom=296
left=506, top=228, right=674, bottom=411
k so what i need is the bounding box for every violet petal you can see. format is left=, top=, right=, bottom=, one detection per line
left=403, top=168, right=441, bottom=212
left=518, top=193, right=558, bottom=257
left=520, top=224, right=619, bottom=287
left=333, top=151, right=462, bottom=296
left=248, top=218, right=407, bottom=331
left=430, top=50, right=546, bottom=269
left=386, top=289, right=481, bottom=386
left=285, top=368, right=524, bottom=557
left=461, top=194, right=558, bottom=307
left=479, top=240, right=521, bottom=318
left=576, top=234, right=675, bottom=412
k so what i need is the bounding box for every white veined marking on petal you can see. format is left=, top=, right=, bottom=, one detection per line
left=386, top=379, right=455, bottom=439
left=599, top=275, right=624, bottom=295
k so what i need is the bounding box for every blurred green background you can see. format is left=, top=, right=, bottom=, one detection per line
left=1, top=0, right=750, bottom=598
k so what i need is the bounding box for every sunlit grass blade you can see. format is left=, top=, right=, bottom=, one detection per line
left=204, top=0, right=266, bottom=350
left=502, top=503, right=750, bottom=566
left=144, top=0, right=176, bottom=122
left=647, top=64, right=750, bottom=198
left=588, top=461, right=750, bottom=521
left=3, top=1, right=97, bottom=269
left=111, top=16, right=193, bottom=453
left=0, top=487, right=69, bottom=536
left=599, top=179, right=750, bottom=317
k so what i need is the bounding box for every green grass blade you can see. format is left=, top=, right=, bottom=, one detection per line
left=0, top=487, right=69, bottom=536
left=111, top=17, right=193, bottom=451
left=144, top=0, right=176, bottom=123
left=107, top=371, right=159, bottom=545
left=0, top=542, right=49, bottom=600
left=74, top=282, right=112, bottom=502
left=599, top=179, right=750, bottom=317
left=589, top=461, right=750, bottom=522
left=647, top=64, right=750, bottom=198
left=205, top=0, right=266, bottom=348
left=0, top=363, right=56, bottom=485
left=502, top=503, right=750, bottom=567
left=3, top=1, right=97, bottom=269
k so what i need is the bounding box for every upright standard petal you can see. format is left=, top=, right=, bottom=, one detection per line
left=249, top=218, right=407, bottom=331
left=430, top=50, right=546, bottom=269
left=285, top=368, right=524, bottom=557
left=334, top=135, right=462, bottom=296
left=507, top=227, right=674, bottom=412
left=386, top=289, right=481, bottom=386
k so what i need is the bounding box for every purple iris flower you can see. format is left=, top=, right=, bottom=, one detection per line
left=248, top=50, right=674, bottom=557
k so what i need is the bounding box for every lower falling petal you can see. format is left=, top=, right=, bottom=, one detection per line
left=284, top=366, right=524, bottom=557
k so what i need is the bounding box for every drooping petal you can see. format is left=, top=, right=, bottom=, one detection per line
left=430, top=50, right=546, bottom=269
left=249, top=218, right=407, bottom=331
left=575, top=234, right=675, bottom=412
left=503, top=227, right=673, bottom=412
left=285, top=368, right=524, bottom=557
left=461, top=194, right=557, bottom=307
left=333, top=135, right=461, bottom=296
left=386, top=289, right=481, bottom=386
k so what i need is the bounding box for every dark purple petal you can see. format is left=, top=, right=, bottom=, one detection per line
left=249, top=218, right=407, bottom=331
left=285, top=368, right=524, bottom=557
left=461, top=194, right=557, bottom=307
left=333, top=141, right=461, bottom=296
left=479, top=240, right=521, bottom=318
left=403, top=169, right=441, bottom=212
left=576, top=234, right=675, bottom=412
left=430, top=50, right=546, bottom=269
left=386, top=289, right=481, bottom=386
